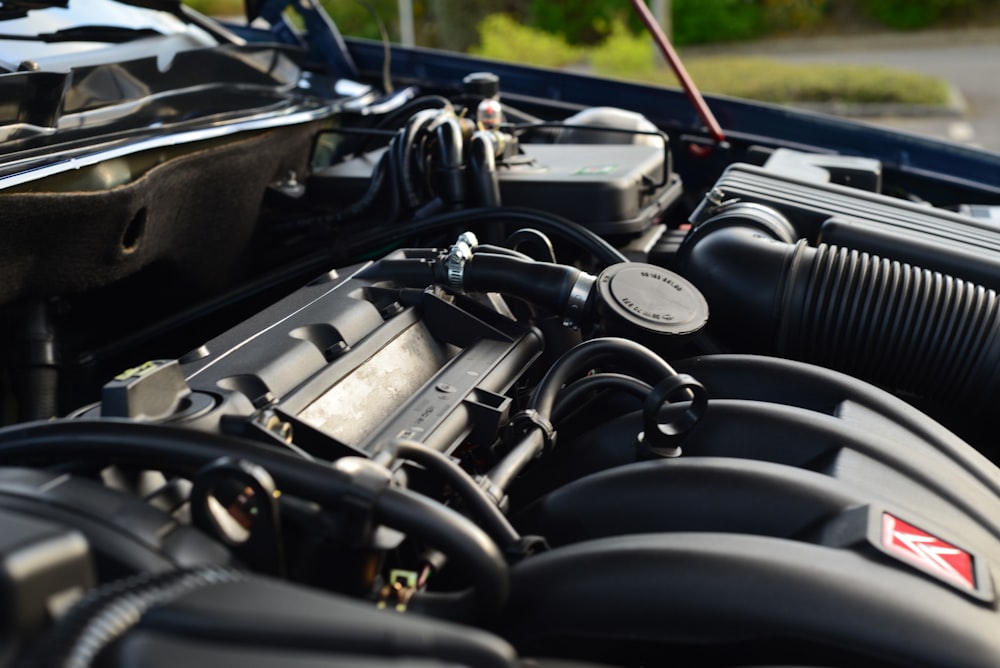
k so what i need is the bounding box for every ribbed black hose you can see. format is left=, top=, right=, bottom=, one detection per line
left=24, top=565, right=247, bottom=668
left=681, top=224, right=1000, bottom=409
left=785, top=243, right=1000, bottom=407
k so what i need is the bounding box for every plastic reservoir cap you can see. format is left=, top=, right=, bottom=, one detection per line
left=596, top=263, right=709, bottom=343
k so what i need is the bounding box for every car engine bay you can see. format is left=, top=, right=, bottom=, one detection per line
left=4, top=2, right=1000, bottom=666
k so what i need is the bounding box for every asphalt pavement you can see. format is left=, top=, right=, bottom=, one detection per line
left=685, top=28, right=1000, bottom=153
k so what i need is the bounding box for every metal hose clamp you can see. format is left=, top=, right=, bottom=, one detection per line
left=444, top=231, right=479, bottom=291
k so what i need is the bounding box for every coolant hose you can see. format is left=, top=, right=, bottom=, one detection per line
left=680, top=223, right=1000, bottom=407
left=462, top=253, right=591, bottom=318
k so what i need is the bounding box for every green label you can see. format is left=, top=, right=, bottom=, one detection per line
left=574, top=164, right=618, bottom=175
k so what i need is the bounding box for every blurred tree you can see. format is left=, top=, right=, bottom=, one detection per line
left=319, top=0, right=402, bottom=41
left=526, top=0, right=638, bottom=44
left=425, top=0, right=526, bottom=51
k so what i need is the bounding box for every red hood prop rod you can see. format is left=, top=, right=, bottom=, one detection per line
left=629, top=0, right=727, bottom=146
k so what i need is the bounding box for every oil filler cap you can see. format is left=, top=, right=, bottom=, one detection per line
left=595, top=262, right=708, bottom=349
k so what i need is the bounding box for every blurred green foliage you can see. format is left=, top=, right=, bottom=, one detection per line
left=185, top=0, right=1000, bottom=47
left=859, top=0, right=978, bottom=30
left=673, top=0, right=766, bottom=45
left=524, top=0, right=637, bottom=45
left=181, top=0, right=957, bottom=106
left=469, top=14, right=584, bottom=68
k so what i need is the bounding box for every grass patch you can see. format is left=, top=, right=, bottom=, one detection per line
left=583, top=20, right=951, bottom=107
left=475, top=16, right=951, bottom=107
left=470, top=14, right=585, bottom=69
left=626, top=57, right=952, bottom=106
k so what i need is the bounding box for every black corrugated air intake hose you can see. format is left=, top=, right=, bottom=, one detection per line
left=677, top=202, right=1000, bottom=409
left=26, top=565, right=517, bottom=668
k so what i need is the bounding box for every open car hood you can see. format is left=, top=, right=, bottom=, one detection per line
left=2, top=2, right=1000, bottom=667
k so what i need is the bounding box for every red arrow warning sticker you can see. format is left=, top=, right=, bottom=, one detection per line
left=881, top=513, right=975, bottom=592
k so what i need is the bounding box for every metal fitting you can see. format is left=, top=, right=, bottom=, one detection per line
left=563, top=272, right=597, bottom=327
left=444, top=231, right=479, bottom=291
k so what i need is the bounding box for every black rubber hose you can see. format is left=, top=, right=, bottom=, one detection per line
left=434, top=115, right=465, bottom=206
left=0, top=420, right=508, bottom=616
left=462, top=254, right=588, bottom=316
left=531, top=337, right=677, bottom=416
left=374, top=439, right=521, bottom=550
left=398, top=109, right=440, bottom=209
left=680, top=223, right=1000, bottom=409
left=23, top=565, right=246, bottom=668
left=488, top=338, right=678, bottom=491
left=374, top=486, right=508, bottom=615
left=338, top=207, right=628, bottom=267
left=473, top=245, right=534, bottom=261
left=468, top=132, right=501, bottom=208
left=551, top=372, right=653, bottom=423
left=335, top=95, right=453, bottom=161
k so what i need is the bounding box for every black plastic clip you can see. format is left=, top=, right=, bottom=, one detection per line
left=506, top=408, right=557, bottom=454
left=504, top=535, right=550, bottom=564
left=640, top=373, right=708, bottom=458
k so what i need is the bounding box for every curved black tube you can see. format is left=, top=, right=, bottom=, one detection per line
left=0, top=420, right=508, bottom=616
left=463, top=254, right=588, bottom=317
left=434, top=116, right=465, bottom=206
left=373, top=487, right=508, bottom=616
left=473, top=245, right=534, bottom=261
left=488, top=338, right=678, bottom=491
left=521, top=457, right=864, bottom=547
left=374, top=439, right=521, bottom=550
left=340, top=207, right=628, bottom=267
left=551, top=372, right=653, bottom=423
left=398, top=109, right=440, bottom=209
left=531, top=337, right=677, bottom=416
left=468, top=132, right=501, bottom=208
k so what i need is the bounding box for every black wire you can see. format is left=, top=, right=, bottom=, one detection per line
left=376, top=439, right=520, bottom=550
left=335, top=207, right=628, bottom=267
